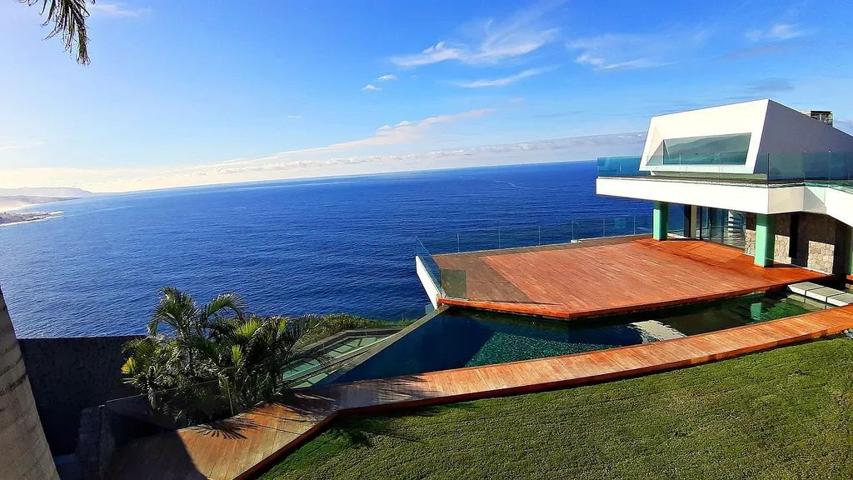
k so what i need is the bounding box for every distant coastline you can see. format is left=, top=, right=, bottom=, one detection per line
left=0, top=187, right=93, bottom=226
left=0, top=211, right=63, bottom=227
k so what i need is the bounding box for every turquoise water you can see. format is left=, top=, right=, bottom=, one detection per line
left=329, top=293, right=820, bottom=383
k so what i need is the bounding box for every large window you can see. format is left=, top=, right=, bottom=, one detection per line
left=648, top=133, right=751, bottom=166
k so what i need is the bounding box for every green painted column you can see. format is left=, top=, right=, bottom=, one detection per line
left=754, top=213, right=775, bottom=267
left=653, top=201, right=668, bottom=240
left=848, top=228, right=853, bottom=276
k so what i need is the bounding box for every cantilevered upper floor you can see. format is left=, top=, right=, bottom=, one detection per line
left=597, top=99, right=853, bottom=272
left=597, top=99, right=853, bottom=227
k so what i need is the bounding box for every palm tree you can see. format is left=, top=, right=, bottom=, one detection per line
left=123, top=288, right=310, bottom=424
left=21, top=0, right=94, bottom=64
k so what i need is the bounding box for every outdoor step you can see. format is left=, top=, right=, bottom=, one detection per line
left=827, top=292, right=853, bottom=307
left=787, top=282, right=825, bottom=296
left=805, top=286, right=847, bottom=303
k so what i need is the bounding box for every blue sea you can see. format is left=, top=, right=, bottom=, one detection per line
left=0, top=161, right=650, bottom=338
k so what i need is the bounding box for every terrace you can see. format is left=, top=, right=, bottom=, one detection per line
left=417, top=230, right=830, bottom=320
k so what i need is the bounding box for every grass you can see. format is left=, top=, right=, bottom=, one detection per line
left=295, top=314, right=412, bottom=348
left=261, top=338, right=852, bottom=480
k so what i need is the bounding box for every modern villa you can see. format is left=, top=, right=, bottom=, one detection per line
left=598, top=99, right=852, bottom=272
left=417, top=99, right=853, bottom=318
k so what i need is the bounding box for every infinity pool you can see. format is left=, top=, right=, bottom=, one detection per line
left=328, top=292, right=822, bottom=384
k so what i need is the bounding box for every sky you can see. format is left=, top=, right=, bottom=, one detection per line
left=2, top=0, right=853, bottom=192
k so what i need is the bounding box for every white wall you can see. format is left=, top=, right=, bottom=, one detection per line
left=597, top=177, right=853, bottom=227
left=639, top=99, right=853, bottom=176
left=415, top=256, right=440, bottom=308
left=757, top=101, right=853, bottom=159
left=640, top=99, right=769, bottom=175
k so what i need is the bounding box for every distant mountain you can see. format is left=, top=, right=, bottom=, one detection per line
left=0, top=187, right=94, bottom=212
left=0, top=187, right=93, bottom=198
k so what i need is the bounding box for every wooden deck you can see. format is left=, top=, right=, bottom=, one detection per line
left=109, top=306, right=853, bottom=480
left=434, top=237, right=831, bottom=319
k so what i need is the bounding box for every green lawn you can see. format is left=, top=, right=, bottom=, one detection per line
left=262, top=338, right=852, bottom=480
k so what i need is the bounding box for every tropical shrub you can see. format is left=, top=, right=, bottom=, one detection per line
left=122, top=287, right=308, bottom=425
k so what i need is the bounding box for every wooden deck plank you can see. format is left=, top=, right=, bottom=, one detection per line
left=110, top=306, right=853, bottom=480
left=434, top=238, right=830, bottom=319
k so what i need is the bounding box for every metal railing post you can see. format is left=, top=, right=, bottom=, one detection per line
left=538, top=226, right=541, bottom=246
left=456, top=232, right=460, bottom=253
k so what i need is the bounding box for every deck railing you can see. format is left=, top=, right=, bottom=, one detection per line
left=415, top=213, right=684, bottom=300
left=598, top=152, right=853, bottom=186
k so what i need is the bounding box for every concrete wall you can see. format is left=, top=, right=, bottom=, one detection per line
left=0, top=288, right=59, bottom=480
left=745, top=212, right=850, bottom=273
left=19, top=335, right=140, bottom=456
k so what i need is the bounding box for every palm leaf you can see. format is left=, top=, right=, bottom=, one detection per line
left=23, top=0, right=92, bottom=64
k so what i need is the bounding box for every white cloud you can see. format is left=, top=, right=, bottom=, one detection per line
left=377, top=74, right=397, bottom=82
left=362, top=84, right=381, bottom=92
left=0, top=128, right=645, bottom=193
left=287, top=115, right=303, bottom=119
left=452, top=67, right=553, bottom=88
left=568, top=30, right=707, bottom=71
left=0, top=140, right=43, bottom=152
left=390, top=3, right=561, bottom=67
left=89, top=2, right=151, bottom=18
left=324, top=108, right=495, bottom=150
left=745, top=23, right=808, bottom=42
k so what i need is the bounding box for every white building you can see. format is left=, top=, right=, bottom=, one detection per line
left=597, top=99, right=853, bottom=274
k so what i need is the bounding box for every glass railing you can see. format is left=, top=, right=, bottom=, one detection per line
left=415, top=237, right=443, bottom=295
left=763, top=152, right=853, bottom=183
left=415, top=213, right=682, bottom=300
left=598, top=152, right=853, bottom=187
left=596, top=156, right=648, bottom=177
left=647, top=150, right=749, bottom=166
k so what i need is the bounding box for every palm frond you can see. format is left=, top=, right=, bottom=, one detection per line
left=201, top=293, right=246, bottom=323
left=24, top=0, right=92, bottom=64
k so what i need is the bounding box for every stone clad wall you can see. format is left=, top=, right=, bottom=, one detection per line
left=18, top=334, right=141, bottom=456
left=0, top=288, right=59, bottom=480
left=745, top=212, right=848, bottom=273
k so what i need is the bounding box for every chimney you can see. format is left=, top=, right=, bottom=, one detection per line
left=807, top=110, right=833, bottom=126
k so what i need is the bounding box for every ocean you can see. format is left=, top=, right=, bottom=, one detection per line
left=0, top=161, right=650, bottom=337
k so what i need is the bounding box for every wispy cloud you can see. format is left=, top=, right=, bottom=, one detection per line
left=89, top=2, right=151, bottom=18
left=0, top=109, right=500, bottom=191
left=324, top=109, right=495, bottom=150
left=452, top=67, right=553, bottom=88
left=0, top=140, right=44, bottom=152
left=1, top=128, right=646, bottom=193
left=568, top=29, right=708, bottom=71
left=362, top=84, right=381, bottom=92
left=744, top=78, right=794, bottom=94
left=390, top=2, right=562, bottom=67
left=287, top=115, right=303, bottom=120
left=377, top=74, right=397, bottom=82
left=745, top=23, right=808, bottom=42
left=835, top=119, right=853, bottom=135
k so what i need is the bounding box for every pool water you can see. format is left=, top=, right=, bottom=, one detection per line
left=328, top=293, right=821, bottom=384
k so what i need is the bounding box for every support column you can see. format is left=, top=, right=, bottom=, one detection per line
left=0, top=287, right=59, bottom=480
left=848, top=227, right=853, bottom=276
left=754, top=213, right=776, bottom=267
left=653, top=201, right=668, bottom=240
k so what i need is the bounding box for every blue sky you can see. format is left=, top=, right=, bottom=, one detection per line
left=2, top=0, right=853, bottom=191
